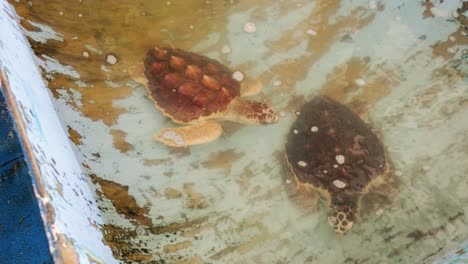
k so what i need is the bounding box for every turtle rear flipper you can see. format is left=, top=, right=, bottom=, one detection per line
left=370, top=171, right=399, bottom=201
left=155, top=121, right=222, bottom=147
left=128, top=63, right=146, bottom=85
left=239, top=76, right=262, bottom=97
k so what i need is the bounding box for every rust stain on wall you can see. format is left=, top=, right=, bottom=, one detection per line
left=201, top=149, right=244, bottom=176
left=53, top=76, right=133, bottom=126
left=164, top=188, right=182, bottom=199
left=163, top=240, right=193, bottom=253
left=90, top=174, right=152, bottom=226
left=184, top=183, right=208, bottom=209
left=143, top=157, right=173, bottom=167
left=45, top=203, right=56, bottom=226
left=101, top=225, right=152, bottom=263
left=56, top=234, right=80, bottom=264
left=248, top=185, right=284, bottom=204
left=181, top=223, right=215, bottom=238
left=321, top=57, right=371, bottom=106
left=259, top=1, right=378, bottom=96
left=431, top=3, right=467, bottom=60
left=321, top=57, right=400, bottom=116
left=67, top=125, right=83, bottom=145
left=210, top=213, right=278, bottom=261
left=169, top=147, right=191, bottom=159
left=422, top=0, right=435, bottom=19
left=236, top=162, right=255, bottom=193
left=55, top=182, right=63, bottom=197
left=174, top=256, right=204, bottom=264
left=109, top=129, right=134, bottom=153
left=282, top=94, right=307, bottom=114
left=150, top=216, right=209, bottom=235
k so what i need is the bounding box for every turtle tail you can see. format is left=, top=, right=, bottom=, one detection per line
left=224, top=98, right=278, bottom=124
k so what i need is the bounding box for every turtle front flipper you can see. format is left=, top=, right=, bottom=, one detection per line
left=223, top=98, right=278, bottom=124
left=239, top=76, right=262, bottom=97
left=128, top=63, right=146, bottom=85
left=370, top=171, right=400, bottom=201
left=155, top=121, right=222, bottom=147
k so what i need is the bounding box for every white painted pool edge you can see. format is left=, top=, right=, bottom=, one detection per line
left=0, top=1, right=117, bottom=263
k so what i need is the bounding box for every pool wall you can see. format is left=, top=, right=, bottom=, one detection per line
left=0, top=1, right=117, bottom=263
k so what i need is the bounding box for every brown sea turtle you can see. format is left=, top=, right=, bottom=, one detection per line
left=129, top=47, right=278, bottom=147
left=284, top=96, right=396, bottom=235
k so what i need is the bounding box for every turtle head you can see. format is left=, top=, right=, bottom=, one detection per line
left=327, top=196, right=360, bottom=235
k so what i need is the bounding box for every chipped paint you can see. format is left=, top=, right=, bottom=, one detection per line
left=21, top=19, right=64, bottom=44
left=0, top=1, right=116, bottom=263
left=67, top=126, right=83, bottom=146
left=90, top=174, right=152, bottom=226
left=201, top=149, right=244, bottom=176
left=109, top=129, right=134, bottom=153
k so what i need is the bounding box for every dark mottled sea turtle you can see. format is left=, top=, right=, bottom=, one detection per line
left=130, top=47, right=278, bottom=147
left=284, top=96, right=396, bottom=235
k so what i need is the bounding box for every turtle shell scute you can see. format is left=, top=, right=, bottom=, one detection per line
left=144, top=47, right=241, bottom=123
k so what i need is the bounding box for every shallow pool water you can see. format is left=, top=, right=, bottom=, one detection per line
left=10, top=0, right=468, bottom=263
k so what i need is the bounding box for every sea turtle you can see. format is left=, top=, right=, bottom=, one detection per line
left=129, top=47, right=278, bottom=147
left=284, top=96, right=396, bottom=235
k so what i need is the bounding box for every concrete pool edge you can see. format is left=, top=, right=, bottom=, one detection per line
left=0, top=1, right=116, bottom=263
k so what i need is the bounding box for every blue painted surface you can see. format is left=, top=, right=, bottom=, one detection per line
left=0, top=91, right=53, bottom=263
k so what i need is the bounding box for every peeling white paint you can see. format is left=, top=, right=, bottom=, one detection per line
left=84, top=44, right=103, bottom=54
left=0, top=2, right=117, bottom=263
left=430, top=7, right=450, bottom=18
left=104, top=79, right=120, bottom=88
left=21, top=19, right=64, bottom=44
left=35, top=54, right=80, bottom=79
left=100, top=65, right=111, bottom=72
